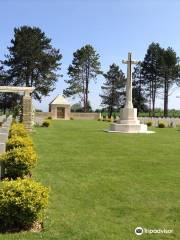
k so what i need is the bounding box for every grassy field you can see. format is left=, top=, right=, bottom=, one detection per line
left=0, top=120, right=180, bottom=240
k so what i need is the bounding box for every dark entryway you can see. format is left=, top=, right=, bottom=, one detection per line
left=57, top=107, right=65, bottom=118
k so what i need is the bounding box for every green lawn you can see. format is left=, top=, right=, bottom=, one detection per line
left=0, top=120, right=180, bottom=240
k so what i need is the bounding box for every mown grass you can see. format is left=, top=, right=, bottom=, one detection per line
left=0, top=120, right=180, bottom=240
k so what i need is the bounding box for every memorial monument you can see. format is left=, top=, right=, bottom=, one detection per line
left=108, top=52, right=149, bottom=133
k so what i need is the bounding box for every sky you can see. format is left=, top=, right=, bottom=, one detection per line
left=1, top=0, right=180, bottom=111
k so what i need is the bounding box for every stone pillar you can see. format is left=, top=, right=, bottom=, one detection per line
left=65, top=105, right=71, bottom=120
left=23, top=92, right=33, bottom=131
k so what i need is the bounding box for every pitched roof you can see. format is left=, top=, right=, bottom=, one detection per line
left=50, top=95, right=70, bottom=105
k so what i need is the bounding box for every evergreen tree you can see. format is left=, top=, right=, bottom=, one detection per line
left=132, top=62, right=148, bottom=114
left=63, top=44, right=101, bottom=112
left=71, top=102, right=83, bottom=112
left=160, top=47, right=180, bottom=117
left=100, top=63, right=125, bottom=118
left=0, top=62, right=9, bottom=114
left=70, top=101, right=92, bottom=112
left=141, top=43, right=163, bottom=116
left=0, top=64, right=4, bottom=87
left=0, top=63, right=21, bottom=114
left=4, top=26, right=62, bottom=101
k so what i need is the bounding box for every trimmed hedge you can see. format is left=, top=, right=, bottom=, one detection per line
left=146, top=121, right=152, bottom=127
left=9, top=123, right=28, bottom=138
left=1, top=147, right=37, bottom=179
left=0, top=122, right=49, bottom=233
left=158, top=122, right=166, bottom=128
left=0, top=178, right=49, bottom=232
left=42, top=120, right=50, bottom=127
left=6, top=136, right=33, bottom=151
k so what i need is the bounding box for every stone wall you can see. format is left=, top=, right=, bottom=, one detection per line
left=70, top=112, right=100, bottom=120
left=35, top=112, right=100, bottom=121
left=34, top=112, right=52, bottom=125
left=35, top=112, right=52, bottom=119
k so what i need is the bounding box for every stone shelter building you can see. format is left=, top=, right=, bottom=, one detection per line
left=49, top=95, right=70, bottom=120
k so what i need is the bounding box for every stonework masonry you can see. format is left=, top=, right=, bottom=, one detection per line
left=23, top=95, right=33, bottom=130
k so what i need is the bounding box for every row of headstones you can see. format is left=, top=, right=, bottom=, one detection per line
left=0, top=115, right=13, bottom=179
left=139, top=117, right=180, bottom=127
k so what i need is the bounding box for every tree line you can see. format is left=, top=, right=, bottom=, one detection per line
left=0, top=26, right=180, bottom=117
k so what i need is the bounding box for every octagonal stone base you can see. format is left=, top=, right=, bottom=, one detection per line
left=107, top=107, right=154, bottom=134
left=108, top=122, right=149, bottom=133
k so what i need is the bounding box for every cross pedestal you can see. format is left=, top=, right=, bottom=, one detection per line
left=108, top=52, right=151, bottom=133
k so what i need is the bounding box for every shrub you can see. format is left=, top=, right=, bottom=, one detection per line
left=102, top=115, right=106, bottom=121
left=146, top=121, right=152, bottom=127
left=9, top=123, right=27, bottom=138
left=158, top=122, right=165, bottom=128
left=1, top=147, right=37, bottom=179
left=47, top=116, right=52, bottom=120
left=70, top=117, right=74, bottom=120
left=6, top=136, right=33, bottom=151
left=42, top=120, right=50, bottom=127
left=97, top=118, right=101, bottom=121
left=0, top=122, right=2, bottom=127
left=0, top=178, right=49, bottom=232
left=112, top=112, right=116, bottom=120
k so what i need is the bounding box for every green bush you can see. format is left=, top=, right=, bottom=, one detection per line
left=6, top=136, right=33, bottom=151
left=102, top=115, right=106, bottom=121
left=112, top=112, right=116, bottom=120
left=1, top=147, right=37, bottom=179
left=42, top=120, right=50, bottom=127
left=47, top=116, right=52, bottom=120
left=146, top=121, right=152, bottom=127
left=97, top=118, right=101, bottom=121
left=158, top=122, right=165, bottom=128
left=0, top=178, right=49, bottom=232
left=9, top=123, right=28, bottom=138
left=70, top=117, right=74, bottom=120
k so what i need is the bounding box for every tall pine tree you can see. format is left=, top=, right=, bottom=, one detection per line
left=4, top=26, right=62, bottom=101
left=63, top=44, right=101, bottom=112
left=160, top=47, right=180, bottom=117
left=132, top=62, right=148, bottom=114
left=0, top=62, right=8, bottom=114
left=100, top=64, right=125, bottom=118
left=0, top=62, right=21, bottom=114
left=141, top=43, right=163, bottom=116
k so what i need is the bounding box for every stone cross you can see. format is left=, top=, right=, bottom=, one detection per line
left=122, top=52, right=138, bottom=108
